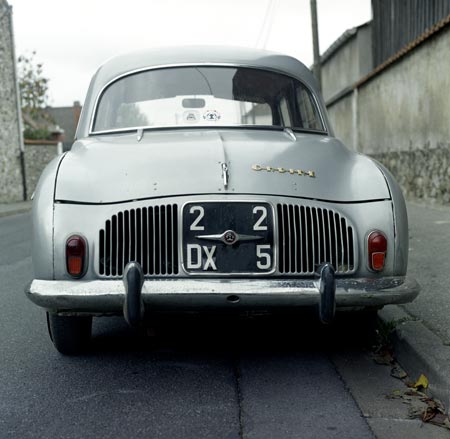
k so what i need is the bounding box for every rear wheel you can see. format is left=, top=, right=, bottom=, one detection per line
left=46, top=312, right=92, bottom=355
left=349, top=308, right=380, bottom=340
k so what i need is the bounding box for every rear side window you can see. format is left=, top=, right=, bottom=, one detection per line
left=297, top=87, right=323, bottom=131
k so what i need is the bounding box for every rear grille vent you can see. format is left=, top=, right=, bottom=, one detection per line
left=99, top=204, right=178, bottom=277
left=277, top=204, right=355, bottom=274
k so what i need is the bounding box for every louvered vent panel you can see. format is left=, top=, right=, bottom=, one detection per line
left=277, top=204, right=355, bottom=274
left=99, top=205, right=178, bottom=277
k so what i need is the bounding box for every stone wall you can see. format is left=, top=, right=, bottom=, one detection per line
left=373, top=145, right=450, bottom=204
left=24, top=141, right=62, bottom=196
left=0, top=0, right=24, bottom=202
left=326, top=24, right=450, bottom=205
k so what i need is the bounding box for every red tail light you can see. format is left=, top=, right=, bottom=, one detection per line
left=66, top=235, right=86, bottom=277
left=368, top=231, right=387, bottom=272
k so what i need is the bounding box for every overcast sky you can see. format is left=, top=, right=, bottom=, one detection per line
left=8, top=0, right=371, bottom=107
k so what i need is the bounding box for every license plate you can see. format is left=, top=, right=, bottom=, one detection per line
left=182, top=202, right=274, bottom=274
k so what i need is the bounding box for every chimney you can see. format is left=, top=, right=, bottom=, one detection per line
left=50, top=125, right=65, bottom=143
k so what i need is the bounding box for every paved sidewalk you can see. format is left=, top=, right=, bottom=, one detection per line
left=0, top=201, right=32, bottom=218
left=379, top=201, right=450, bottom=412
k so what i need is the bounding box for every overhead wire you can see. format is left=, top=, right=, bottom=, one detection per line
left=255, top=0, right=279, bottom=48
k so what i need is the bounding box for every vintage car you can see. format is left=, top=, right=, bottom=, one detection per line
left=26, top=46, right=420, bottom=354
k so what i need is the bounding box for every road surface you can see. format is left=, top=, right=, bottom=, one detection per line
left=0, top=212, right=446, bottom=439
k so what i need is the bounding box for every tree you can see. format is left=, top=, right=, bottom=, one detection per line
left=17, top=51, right=53, bottom=139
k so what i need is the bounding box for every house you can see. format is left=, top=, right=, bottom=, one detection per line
left=46, top=101, right=82, bottom=151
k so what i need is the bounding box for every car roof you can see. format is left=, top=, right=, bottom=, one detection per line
left=76, top=46, right=330, bottom=139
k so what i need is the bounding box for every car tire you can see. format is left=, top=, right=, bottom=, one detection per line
left=46, top=312, right=92, bottom=355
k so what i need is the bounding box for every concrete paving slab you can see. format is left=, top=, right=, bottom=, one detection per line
left=333, top=347, right=450, bottom=438
left=332, top=349, right=412, bottom=420
left=367, top=418, right=450, bottom=439
left=379, top=306, right=450, bottom=415
left=374, top=202, right=450, bottom=417
left=405, top=202, right=450, bottom=344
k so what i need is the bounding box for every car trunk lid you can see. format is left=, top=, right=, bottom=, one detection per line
left=55, top=129, right=390, bottom=203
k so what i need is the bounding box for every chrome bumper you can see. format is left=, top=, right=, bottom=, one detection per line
left=25, top=276, right=420, bottom=314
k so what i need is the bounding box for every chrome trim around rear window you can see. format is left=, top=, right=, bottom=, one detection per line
left=88, top=63, right=329, bottom=136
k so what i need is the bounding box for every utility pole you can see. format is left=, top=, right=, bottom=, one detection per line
left=310, top=0, right=322, bottom=92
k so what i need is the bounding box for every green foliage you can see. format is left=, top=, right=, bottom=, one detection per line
left=18, top=51, right=50, bottom=115
left=23, top=128, right=51, bottom=140
left=18, top=51, right=53, bottom=140
left=374, top=316, right=415, bottom=350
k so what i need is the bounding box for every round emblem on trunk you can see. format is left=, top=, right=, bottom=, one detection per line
left=223, top=230, right=237, bottom=245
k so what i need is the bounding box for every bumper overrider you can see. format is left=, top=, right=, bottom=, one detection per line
left=25, top=262, right=420, bottom=324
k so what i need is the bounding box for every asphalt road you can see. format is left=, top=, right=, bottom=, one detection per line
left=0, top=212, right=446, bottom=439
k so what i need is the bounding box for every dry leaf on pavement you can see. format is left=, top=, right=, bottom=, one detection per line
left=429, top=413, right=450, bottom=430
left=372, top=352, right=394, bottom=366
left=390, top=365, right=408, bottom=380
left=413, top=374, right=429, bottom=390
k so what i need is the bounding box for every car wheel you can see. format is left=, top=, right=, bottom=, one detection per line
left=361, top=308, right=379, bottom=328
left=46, top=312, right=92, bottom=355
left=350, top=308, right=380, bottom=338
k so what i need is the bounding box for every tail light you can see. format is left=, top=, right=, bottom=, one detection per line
left=66, top=235, right=86, bottom=278
left=368, top=231, right=387, bottom=272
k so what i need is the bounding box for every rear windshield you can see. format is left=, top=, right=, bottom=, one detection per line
left=92, top=66, right=325, bottom=133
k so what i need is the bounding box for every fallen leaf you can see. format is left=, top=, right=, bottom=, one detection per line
left=383, top=368, right=450, bottom=430
left=413, top=374, right=429, bottom=390
left=429, top=413, right=450, bottom=430
left=386, top=389, right=403, bottom=399
left=390, top=365, right=408, bottom=380
left=422, top=407, right=437, bottom=422
left=408, top=405, right=424, bottom=418
left=387, top=389, right=415, bottom=404
left=405, top=389, right=428, bottom=399
left=373, top=352, right=394, bottom=365
left=431, top=398, right=446, bottom=409
left=426, top=399, right=445, bottom=414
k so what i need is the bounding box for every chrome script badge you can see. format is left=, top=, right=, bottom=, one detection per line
left=252, top=164, right=316, bottom=178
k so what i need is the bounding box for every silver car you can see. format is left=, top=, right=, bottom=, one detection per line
left=26, top=46, right=420, bottom=354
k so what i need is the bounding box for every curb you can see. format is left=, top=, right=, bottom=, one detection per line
left=379, top=305, right=450, bottom=414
